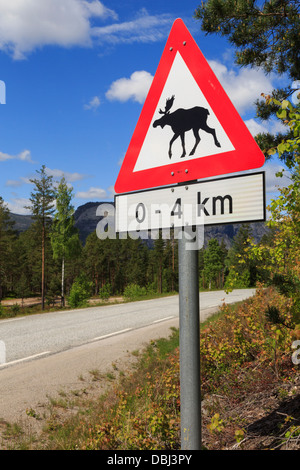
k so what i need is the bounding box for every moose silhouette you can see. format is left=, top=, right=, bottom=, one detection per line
left=153, top=95, right=221, bottom=159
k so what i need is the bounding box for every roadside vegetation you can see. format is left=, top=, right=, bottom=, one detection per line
left=1, top=285, right=299, bottom=450
left=44, top=286, right=300, bottom=451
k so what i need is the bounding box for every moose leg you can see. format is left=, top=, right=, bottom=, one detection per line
left=169, top=133, right=180, bottom=159
left=202, top=123, right=221, bottom=148
left=180, top=133, right=186, bottom=158
left=190, top=128, right=201, bottom=155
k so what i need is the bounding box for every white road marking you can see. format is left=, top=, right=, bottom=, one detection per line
left=152, top=316, right=175, bottom=324
left=0, top=316, right=26, bottom=324
left=91, top=328, right=133, bottom=341
left=0, top=351, right=51, bottom=368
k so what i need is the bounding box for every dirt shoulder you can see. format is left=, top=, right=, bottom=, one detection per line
left=1, top=295, right=124, bottom=308
left=0, top=317, right=179, bottom=446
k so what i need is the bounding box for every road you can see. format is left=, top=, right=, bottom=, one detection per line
left=0, top=289, right=255, bottom=425
left=0, top=289, right=255, bottom=367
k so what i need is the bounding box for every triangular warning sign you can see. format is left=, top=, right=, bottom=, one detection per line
left=114, top=18, right=265, bottom=194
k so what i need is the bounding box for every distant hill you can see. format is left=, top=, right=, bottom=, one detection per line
left=9, top=213, right=34, bottom=232
left=8, top=202, right=110, bottom=242
left=73, top=201, right=110, bottom=243
left=9, top=201, right=269, bottom=247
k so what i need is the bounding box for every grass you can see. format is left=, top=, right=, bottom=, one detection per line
left=42, top=328, right=180, bottom=450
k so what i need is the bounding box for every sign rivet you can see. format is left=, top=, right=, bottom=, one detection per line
left=183, top=41, right=186, bottom=46
left=185, top=169, right=188, bottom=173
left=171, top=171, right=174, bottom=176
left=169, top=47, right=173, bottom=51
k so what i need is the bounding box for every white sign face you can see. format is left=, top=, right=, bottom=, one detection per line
left=133, top=52, right=235, bottom=173
left=115, top=172, right=265, bottom=233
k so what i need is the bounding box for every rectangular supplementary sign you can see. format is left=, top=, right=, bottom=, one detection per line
left=115, top=172, right=266, bottom=233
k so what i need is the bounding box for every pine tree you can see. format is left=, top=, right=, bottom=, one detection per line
left=203, top=238, right=225, bottom=289
left=17, top=224, right=44, bottom=295
left=152, top=231, right=165, bottom=293
left=0, top=197, right=16, bottom=299
left=225, top=224, right=257, bottom=287
left=164, top=231, right=178, bottom=292
left=25, top=165, right=55, bottom=310
left=195, top=0, right=300, bottom=162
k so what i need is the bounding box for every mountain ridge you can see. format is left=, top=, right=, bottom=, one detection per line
left=9, top=201, right=269, bottom=247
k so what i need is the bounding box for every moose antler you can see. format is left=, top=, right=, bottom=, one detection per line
left=159, top=95, right=175, bottom=115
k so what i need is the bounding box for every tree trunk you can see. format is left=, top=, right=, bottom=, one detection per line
left=158, top=261, right=162, bottom=294
left=61, top=257, right=65, bottom=307
left=42, top=224, right=45, bottom=310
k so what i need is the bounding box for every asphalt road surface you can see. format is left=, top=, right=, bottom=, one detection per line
left=0, top=289, right=255, bottom=424
left=0, top=289, right=255, bottom=366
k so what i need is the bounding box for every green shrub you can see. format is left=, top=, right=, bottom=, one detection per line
left=123, top=283, right=147, bottom=301
left=200, top=285, right=294, bottom=377
left=224, top=268, right=250, bottom=290
left=99, top=283, right=111, bottom=301
left=10, top=303, right=20, bottom=316
left=68, top=275, right=92, bottom=309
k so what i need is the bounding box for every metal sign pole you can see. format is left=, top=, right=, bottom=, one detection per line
left=178, top=228, right=201, bottom=450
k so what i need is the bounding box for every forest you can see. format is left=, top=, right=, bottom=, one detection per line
left=0, top=166, right=269, bottom=312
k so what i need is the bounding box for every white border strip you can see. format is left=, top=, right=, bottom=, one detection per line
left=92, top=328, right=132, bottom=341
left=0, top=351, right=51, bottom=368
left=152, top=316, right=175, bottom=324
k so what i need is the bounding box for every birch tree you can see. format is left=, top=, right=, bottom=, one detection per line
left=50, top=177, right=81, bottom=306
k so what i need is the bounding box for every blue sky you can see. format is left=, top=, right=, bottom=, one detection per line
left=0, top=0, right=291, bottom=215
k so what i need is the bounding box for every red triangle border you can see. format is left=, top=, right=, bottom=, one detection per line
left=114, top=18, right=265, bottom=194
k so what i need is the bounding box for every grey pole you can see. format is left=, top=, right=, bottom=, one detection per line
left=178, top=228, right=201, bottom=450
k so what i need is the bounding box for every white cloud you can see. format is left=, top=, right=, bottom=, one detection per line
left=75, top=186, right=107, bottom=199
left=107, top=185, right=116, bottom=198
left=105, top=55, right=275, bottom=112
left=5, top=168, right=88, bottom=204
left=0, top=149, right=34, bottom=162
left=244, top=119, right=269, bottom=137
left=0, top=151, right=16, bottom=162
left=45, top=167, right=87, bottom=182
left=81, top=0, right=117, bottom=20
left=264, top=160, right=292, bottom=194
left=92, top=9, right=172, bottom=45
left=0, top=4, right=173, bottom=59
left=245, top=117, right=287, bottom=137
left=0, top=0, right=117, bottom=59
left=84, top=95, right=101, bottom=110
left=208, top=60, right=275, bottom=115
left=5, top=175, right=35, bottom=187
left=106, top=71, right=153, bottom=104
left=5, top=179, right=22, bottom=187
left=6, top=197, right=32, bottom=215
